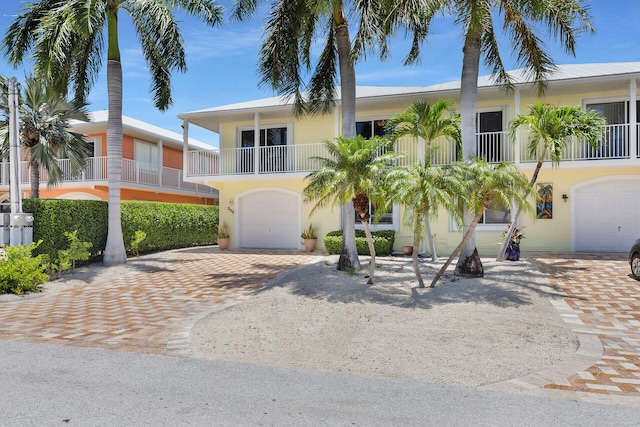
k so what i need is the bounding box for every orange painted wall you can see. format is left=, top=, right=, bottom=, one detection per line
left=87, top=131, right=185, bottom=167
left=163, top=146, right=183, bottom=169
left=29, top=186, right=216, bottom=205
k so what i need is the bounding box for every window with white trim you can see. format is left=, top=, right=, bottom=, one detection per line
left=134, top=140, right=159, bottom=172
left=349, top=199, right=399, bottom=231
left=237, top=124, right=291, bottom=173
left=356, top=119, right=388, bottom=138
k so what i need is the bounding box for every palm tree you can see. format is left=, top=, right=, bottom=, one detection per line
left=431, top=159, right=533, bottom=287
left=385, top=99, right=461, bottom=262
left=0, top=75, right=91, bottom=199
left=303, top=135, right=399, bottom=284
left=3, top=0, right=223, bottom=265
left=233, top=0, right=423, bottom=272
left=496, top=102, right=605, bottom=259
left=382, top=156, right=464, bottom=287
left=448, top=0, right=594, bottom=276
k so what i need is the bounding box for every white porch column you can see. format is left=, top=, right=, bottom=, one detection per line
left=254, top=112, right=260, bottom=175
left=157, top=139, right=163, bottom=187
left=182, top=120, right=189, bottom=180
left=513, top=89, right=521, bottom=165
left=630, top=79, right=637, bottom=159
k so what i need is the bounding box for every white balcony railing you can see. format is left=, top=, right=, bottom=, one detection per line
left=0, top=156, right=216, bottom=195
left=185, top=124, right=639, bottom=178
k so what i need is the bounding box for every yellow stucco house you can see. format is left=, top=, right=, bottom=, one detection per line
left=179, top=62, right=640, bottom=255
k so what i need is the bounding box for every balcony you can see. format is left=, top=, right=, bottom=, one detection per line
left=0, top=156, right=216, bottom=196
left=185, top=124, right=640, bottom=178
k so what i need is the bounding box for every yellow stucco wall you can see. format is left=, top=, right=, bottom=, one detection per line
left=196, top=82, right=640, bottom=255
left=210, top=176, right=339, bottom=250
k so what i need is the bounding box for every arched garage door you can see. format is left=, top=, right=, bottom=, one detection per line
left=237, top=189, right=300, bottom=249
left=574, top=177, right=640, bottom=252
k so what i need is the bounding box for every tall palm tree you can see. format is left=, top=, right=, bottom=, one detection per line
left=1, top=75, right=91, bottom=199
left=303, top=135, right=399, bottom=284
left=448, top=0, right=594, bottom=276
left=382, top=157, right=464, bottom=287
left=4, top=0, right=223, bottom=265
left=385, top=99, right=461, bottom=262
left=496, top=102, right=605, bottom=259
left=431, top=159, right=533, bottom=287
left=233, top=0, right=422, bottom=272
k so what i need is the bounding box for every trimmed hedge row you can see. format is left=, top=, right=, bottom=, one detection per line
left=121, top=201, right=218, bottom=253
left=22, top=199, right=218, bottom=261
left=323, top=229, right=395, bottom=256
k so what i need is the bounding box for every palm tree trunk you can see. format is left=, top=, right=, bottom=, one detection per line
left=431, top=210, right=484, bottom=288
left=496, top=156, right=545, bottom=261
left=413, top=217, right=425, bottom=288
left=425, top=213, right=437, bottom=262
left=361, top=220, right=376, bottom=285
left=29, top=160, right=39, bottom=199
left=456, top=31, right=483, bottom=276
left=103, top=59, right=127, bottom=266
left=335, top=10, right=360, bottom=272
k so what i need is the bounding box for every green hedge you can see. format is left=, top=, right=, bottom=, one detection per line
left=23, top=199, right=107, bottom=260
left=323, top=229, right=395, bottom=256
left=22, top=199, right=218, bottom=261
left=121, top=201, right=218, bottom=253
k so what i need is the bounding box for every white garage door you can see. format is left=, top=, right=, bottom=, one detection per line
left=237, top=190, right=299, bottom=249
left=574, top=178, right=640, bottom=252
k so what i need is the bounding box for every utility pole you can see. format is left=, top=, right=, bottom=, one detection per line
left=7, top=77, right=33, bottom=246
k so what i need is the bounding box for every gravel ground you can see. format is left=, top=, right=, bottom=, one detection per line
left=191, top=256, right=578, bottom=388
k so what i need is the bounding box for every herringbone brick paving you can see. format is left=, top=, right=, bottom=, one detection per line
left=0, top=247, right=317, bottom=355
left=531, top=253, right=640, bottom=401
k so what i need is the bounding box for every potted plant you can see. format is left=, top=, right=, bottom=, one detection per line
left=301, top=223, right=317, bottom=252
left=502, top=224, right=525, bottom=261
left=217, top=222, right=230, bottom=250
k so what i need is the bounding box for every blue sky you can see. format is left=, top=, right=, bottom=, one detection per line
left=1, top=0, right=639, bottom=147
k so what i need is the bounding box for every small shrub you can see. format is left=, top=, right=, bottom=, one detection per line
left=0, top=242, right=49, bottom=295
left=56, top=230, right=92, bottom=274
left=129, top=230, right=147, bottom=257
left=323, top=230, right=395, bottom=256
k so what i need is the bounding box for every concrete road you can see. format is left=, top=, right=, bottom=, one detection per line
left=1, top=341, right=638, bottom=426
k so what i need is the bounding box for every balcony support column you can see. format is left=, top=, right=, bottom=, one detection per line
left=158, top=139, right=163, bottom=186
left=182, top=120, right=189, bottom=180
left=630, top=79, right=637, bottom=159
left=254, top=112, right=260, bottom=175
left=513, top=89, right=521, bottom=165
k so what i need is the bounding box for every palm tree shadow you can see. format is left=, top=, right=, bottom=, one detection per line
left=279, top=258, right=554, bottom=310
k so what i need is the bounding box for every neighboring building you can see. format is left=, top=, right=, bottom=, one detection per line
left=178, top=62, right=640, bottom=254
left=0, top=111, right=218, bottom=205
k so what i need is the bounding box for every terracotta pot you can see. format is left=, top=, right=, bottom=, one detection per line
left=217, top=237, right=230, bottom=250
left=303, top=238, right=317, bottom=252
left=402, top=246, right=413, bottom=255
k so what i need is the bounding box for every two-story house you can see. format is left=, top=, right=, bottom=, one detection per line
left=178, top=62, right=640, bottom=255
left=0, top=111, right=218, bottom=206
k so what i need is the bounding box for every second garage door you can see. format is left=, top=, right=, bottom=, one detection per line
left=237, top=190, right=300, bottom=249
left=574, top=177, right=640, bottom=252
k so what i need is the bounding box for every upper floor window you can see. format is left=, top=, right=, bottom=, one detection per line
left=135, top=140, right=159, bottom=173
left=240, top=126, right=287, bottom=148
left=238, top=125, right=290, bottom=173
left=356, top=119, right=388, bottom=139
left=476, top=110, right=505, bottom=162
left=585, top=100, right=637, bottom=158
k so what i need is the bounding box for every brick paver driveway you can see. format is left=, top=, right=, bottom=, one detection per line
left=0, top=247, right=317, bottom=356
left=486, top=253, right=640, bottom=406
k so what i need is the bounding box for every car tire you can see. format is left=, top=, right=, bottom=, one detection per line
left=631, top=253, right=640, bottom=279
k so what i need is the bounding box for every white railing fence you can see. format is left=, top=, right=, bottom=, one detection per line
left=0, top=156, right=215, bottom=195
